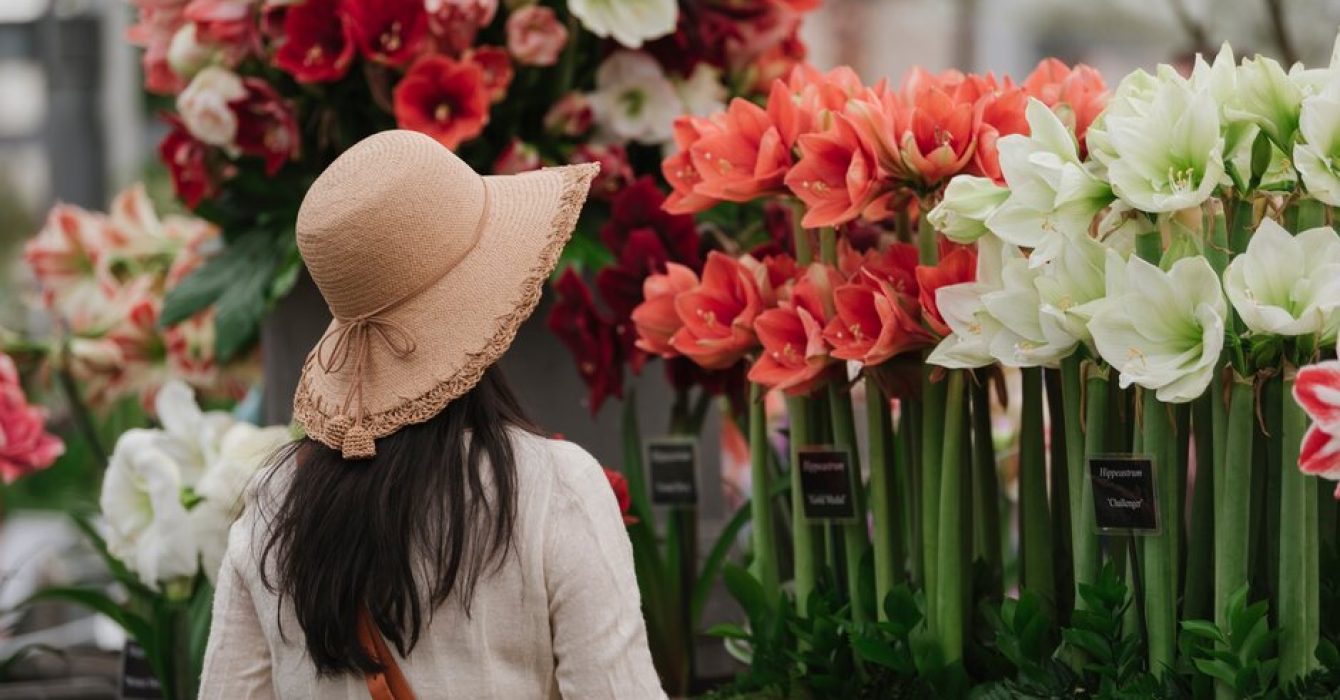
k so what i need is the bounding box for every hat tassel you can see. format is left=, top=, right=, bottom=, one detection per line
left=341, top=423, right=377, bottom=460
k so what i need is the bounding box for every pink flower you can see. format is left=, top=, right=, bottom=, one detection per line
left=0, top=353, right=64, bottom=483
left=544, top=92, right=593, bottom=137
left=570, top=143, right=634, bottom=202
left=669, top=252, right=763, bottom=369
left=492, top=138, right=541, bottom=175
left=426, top=0, right=497, bottom=54
left=1294, top=361, right=1340, bottom=491
left=632, top=263, right=699, bottom=357
left=506, top=5, right=567, bottom=67
left=127, top=0, right=191, bottom=93
left=464, top=46, right=514, bottom=103
left=24, top=204, right=114, bottom=312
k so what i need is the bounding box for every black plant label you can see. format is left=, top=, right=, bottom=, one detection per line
left=648, top=438, right=698, bottom=507
left=798, top=447, right=858, bottom=522
left=120, top=640, right=163, bottom=699
left=1089, top=455, right=1160, bottom=534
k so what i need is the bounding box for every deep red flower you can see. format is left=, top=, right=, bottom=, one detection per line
left=547, top=269, right=624, bottom=415
left=603, top=467, right=638, bottom=525
left=159, top=114, right=217, bottom=208
left=344, top=0, right=427, bottom=67
left=231, top=78, right=300, bottom=175
left=393, top=55, right=491, bottom=150
left=273, top=0, right=356, bottom=83
left=464, top=46, right=513, bottom=103
left=570, top=144, right=634, bottom=202
left=600, top=177, right=702, bottom=274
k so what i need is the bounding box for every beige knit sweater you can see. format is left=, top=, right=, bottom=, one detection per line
left=198, top=431, right=667, bottom=699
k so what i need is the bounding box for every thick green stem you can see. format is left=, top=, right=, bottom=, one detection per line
left=1045, top=368, right=1074, bottom=620
left=1214, top=375, right=1254, bottom=698
left=901, top=399, right=923, bottom=586
left=934, top=371, right=968, bottom=663
left=1076, top=363, right=1107, bottom=604
left=921, top=372, right=947, bottom=625
left=1280, top=373, right=1318, bottom=681
left=1019, top=367, right=1055, bottom=609
left=971, top=378, right=1003, bottom=597
left=1184, top=394, right=1215, bottom=624
left=787, top=394, right=817, bottom=614
left=1142, top=392, right=1179, bottom=677
left=917, top=205, right=938, bottom=265
left=748, top=383, right=780, bottom=602
left=828, top=382, right=869, bottom=622
left=867, top=381, right=902, bottom=618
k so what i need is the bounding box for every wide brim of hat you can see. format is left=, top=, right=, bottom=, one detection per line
left=293, top=162, right=599, bottom=451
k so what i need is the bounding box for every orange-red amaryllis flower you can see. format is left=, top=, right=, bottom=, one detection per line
left=632, top=262, right=699, bottom=357
left=670, top=252, right=764, bottom=369
left=662, top=114, right=725, bottom=215
left=823, top=273, right=934, bottom=366
left=748, top=271, right=836, bottom=396
left=1023, top=58, right=1108, bottom=150
left=393, top=55, right=491, bottom=150
left=785, top=115, right=884, bottom=228
left=897, top=70, right=981, bottom=187
left=689, top=97, right=791, bottom=202
left=914, top=245, right=977, bottom=336
left=969, top=78, right=1029, bottom=183
left=767, top=64, right=863, bottom=150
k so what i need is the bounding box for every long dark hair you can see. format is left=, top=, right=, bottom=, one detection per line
left=257, top=365, right=535, bottom=676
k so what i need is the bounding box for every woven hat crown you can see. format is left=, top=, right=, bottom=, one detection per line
left=296, top=130, right=487, bottom=320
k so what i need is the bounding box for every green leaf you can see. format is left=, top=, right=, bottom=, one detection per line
left=706, top=623, right=752, bottom=640
left=20, top=587, right=155, bottom=658
left=1194, top=657, right=1239, bottom=687
left=70, top=514, right=157, bottom=602
left=1180, top=619, right=1227, bottom=644
left=883, top=585, right=923, bottom=635
left=723, top=564, right=770, bottom=629
left=691, top=480, right=786, bottom=625
left=161, top=230, right=270, bottom=327
left=1062, top=628, right=1112, bottom=662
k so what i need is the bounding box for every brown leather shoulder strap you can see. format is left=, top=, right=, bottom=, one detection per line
left=357, top=608, right=417, bottom=700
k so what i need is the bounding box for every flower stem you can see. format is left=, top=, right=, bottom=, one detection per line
left=1046, top=367, right=1074, bottom=620
left=971, top=376, right=1002, bottom=597
left=921, top=371, right=947, bottom=626
left=902, top=398, right=924, bottom=586
left=786, top=394, right=817, bottom=615
left=1213, top=374, right=1253, bottom=696
left=1067, top=358, right=1100, bottom=605
left=1081, top=363, right=1109, bottom=571
left=1141, top=391, right=1179, bottom=677
left=934, top=370, right=968, bottom=662
left=917, top=205, right=938, bottom=265
left=1019, top=367, right=1054, bottom=610
left=828, top=381, right=869, bottom=622
left=1280, top=370, right=1318, bottom=681
left=867, top=380, right=903, bottom=617
left=749, top=383, right=780, bottom=603
left=1184, top=393, right=1215, bottom=624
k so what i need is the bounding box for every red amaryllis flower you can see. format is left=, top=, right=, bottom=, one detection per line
left=748, top=270, right=835, bottom=396
left=748, top=25, right=807, bottom=94
left=603, top=467, right=639, bottom=525
left=689, top=97, right=791, bottom=202
left=1023, top=58, right=1108, bottom=152
left=344, top=0, right=427, bottom=67
left=632, top=262, right=699, bottom=358
left=231, top=78, right=300, bottom=175
left=670, top=252, right=764, bottom=369
left=571, top=143, right=634, bottom=202
left=663, top=114, right=725, bottom=215
left=273, top=0, right=356, bottom=83
left=599, top=177, right=702, bottom=285
left=768, top=64, right=862, bottom=150
left=823, top=274, right=933, bottom=366
left=969, top=78, right=1029, bottom=183
left=159, top=114, right=218, bottom=208
left=426, top=0, right=497, bottom=54
left=464, top=46, right=513, bottom=103
left=547, top=269, right=623, bottom=414
left=785, top=115, right=885, bottom=228
left=915, top=245, right=977, bottom=336
left=0, top=353, right=64, bottom=483
left=393, top=55, right=490, bottom=149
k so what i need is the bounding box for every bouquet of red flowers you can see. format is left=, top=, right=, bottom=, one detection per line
left=129, top=0, right=820, bottom=360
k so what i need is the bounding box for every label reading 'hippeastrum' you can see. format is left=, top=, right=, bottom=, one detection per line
left=648, top=438, right=699, bottom=507
left=1088, top=455, right=1160, bottom=534
left=798, top=447, right=858, bottom=522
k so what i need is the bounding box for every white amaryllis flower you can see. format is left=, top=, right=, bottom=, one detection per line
left=176, top=66, right=245, bottom=147
left=1226, top=54, right=1304, bottom=151
left=167, top=23, right=215, bottom=82
left=928, top=176, right=1008, bottom=244
left=101, top=430, right=199, bottom=590
left=1295, top=38, right=1340, bottom=206
left=927, top=236, right=1013, bottom=369
left=985, top=98, right=1112, bottom=266
left=1224, top=218, right=1340, bottom=339
left=196, top=422, right=290, bottom=518
left=1035, top=232, right=1118, bottom=354
left=982, top=255, right=1065, bottom=367
left=568, top=0, right=676, bottom=49
left=1093, top=69, right=1226, bottom=213
left=1090, top=255, right=1227, bottom=403
left=674, top=63, right=727, bottom=118
left=588, top=51, right=680, bottom=144
left=152, top=379, right=236, bottom=485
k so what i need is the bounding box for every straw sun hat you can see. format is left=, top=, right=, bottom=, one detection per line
left=291, top=130, right=598, bottom=459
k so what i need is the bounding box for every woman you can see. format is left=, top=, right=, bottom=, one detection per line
left=199, top=130, right=665, bottom=699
